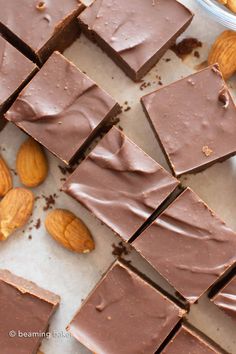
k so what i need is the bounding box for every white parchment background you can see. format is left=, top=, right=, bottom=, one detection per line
left=0, top=1, right=236, bottom=353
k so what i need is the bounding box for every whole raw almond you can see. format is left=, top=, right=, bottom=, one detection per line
left=45, top=209, right=95, bottom=253
left=0, top=188, right=34, bottom=240
left=17, top=137, right=48, bottom=187
left=208, top=30, right=236, bottom=80
left=0, top=155, right=12, bottom=197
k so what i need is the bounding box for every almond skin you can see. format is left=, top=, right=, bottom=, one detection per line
left=208, top=30, right=236, bottom=80
left=17, top=138, right=48, bottom=188
left=0, top=155, right=12, bottom=197
left=45, top=209, right=95, bottom=253
left=0, top=188, right=34, bottom=240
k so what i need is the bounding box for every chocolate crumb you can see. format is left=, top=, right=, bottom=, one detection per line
left=171, top=38, right=202, bottom=59
left=139, top=81, right=151, bottom=91
left=165, top=58, right=171, bottom=62
left=58, top=164, right=77, bottom=176
left=112, top=241, right=131, bottom=258
left=42, top=194, right=58, bottom=211
left=194, top=50, right=200, bottom=58
left=124, top=106, right=131, bottom=112
left=28, top=235, right=32, bottom=240
left=34, top=218, right=41, bottom=230
left=118, top=125, right=123, bottom=131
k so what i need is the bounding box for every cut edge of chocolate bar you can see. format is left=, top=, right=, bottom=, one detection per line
left=0, top=269, right=60, bottom=306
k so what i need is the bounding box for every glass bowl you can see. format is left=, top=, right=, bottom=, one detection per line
left=196, top=0, right=236, bottom=30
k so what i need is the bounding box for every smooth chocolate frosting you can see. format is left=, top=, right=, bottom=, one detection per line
left=142, top=65, right=236, bottom=176
left=63, top=126, right=179, bottom=241
left=0, top=35, right=36, bottom=107
left=163, top=325, right=222, bottom=354
left=213, top=275, right=236, bottom=322
left=78, top=0, right=193, bottom=80
left=133, top=188, right=236, bottom=303
left=68, top=261, right=184, bottom=354
left=0, top=0, right=84, bottom=60
left=0, top=269, right=60, bottom=354
left=5, top=51, right=119, bottom=164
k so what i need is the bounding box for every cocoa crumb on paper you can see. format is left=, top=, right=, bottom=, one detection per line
left=171, top=38, right=202, bottom=59
left=42, top=193, right=58, bottom=211
left=34, top=218, right=41, bottom=230
left=112, top=241, right=131, bottom=258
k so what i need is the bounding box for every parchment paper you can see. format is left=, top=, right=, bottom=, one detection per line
left=0, top=1, right=236, bottom=353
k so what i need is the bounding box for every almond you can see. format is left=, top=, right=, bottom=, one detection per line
left=0, top=188, right=34, bottom=240
left=45, top=209, right=95, bottom=253
left=208, top=30, right=236, bottom=80
left=227, top=0, right=236, bottom=12
left=0, top=155, right=12, bottom=197
left=17, top=138, right=48, bottom=188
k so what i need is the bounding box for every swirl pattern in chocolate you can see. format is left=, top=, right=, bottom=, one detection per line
left=63, top=126, right=179, bottom=241
left=213, top=275, right=236, bottom=322
left=5, top=52, right=119, bottom=164
left=133, top=188, right=236, bottom=303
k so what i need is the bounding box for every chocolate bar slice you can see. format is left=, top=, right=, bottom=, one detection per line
left=67, top=260, right=185, bottom=354
left=5, top=51, right=120, bottom=164
left=78, top=0, right=193, bottom=81
left=0, top=269, right=60, bottom=354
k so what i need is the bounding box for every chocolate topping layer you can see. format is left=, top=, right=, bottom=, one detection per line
left=162, top=325, right=223, bottom=354
left=78, top=0, right=193, bottom=81
left=212, top=275, right=236, bottom=322
left=133, top=188, right=236, bottom=303
left=68, top=261, right=184, bottom=354
left=0, top=35, right=36, bottom=110
left=0, top=0, right=85, bottom=62
left=63, top=126, right=179, bottom=241
left=0, top=269, right=60, bottom=354
left=141, top=65, right=236, bottom=176
left=5, top=51, right=119, bottom=164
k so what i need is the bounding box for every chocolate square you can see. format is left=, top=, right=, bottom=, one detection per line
left=0, top=0, right=85, bottom=63
left=141, top=65, right=236, bottom=177
left=212, top=275, right=236, bottom=322
left=78, top=0, right=193, bottom=81
left=162, top=325, right=224, bottom=354
left=67, top=261, right=184, bottom=354
left=0, top=269, right=60, bottom=354
left=63, top=126, right=179, bottom=241
left=5, top=51, right=120, bottom=164
left=0, top=36, right=37, bottom=117
left=133, top=188, right=236, bottom=304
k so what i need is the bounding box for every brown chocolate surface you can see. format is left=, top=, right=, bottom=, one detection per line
left=63, top=126, right=179, bottom=242
left=0, top=269, right=60, bottom=354
left=78, top=0, right=193, bottom=81
left=0, top=35, right=37, bottom=112
left=68, top=261, right=184, bottom=354
left=5, top=51, right=119, bottom=164
left=212, top=275, right=236, bottom=322
left=162, top=325, right=223, bottom=354
left=133, top=188, right=236, bottom=304
left=141, top=65, right=236, bottom=177
left=0, top=0, right=85, bottom=63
